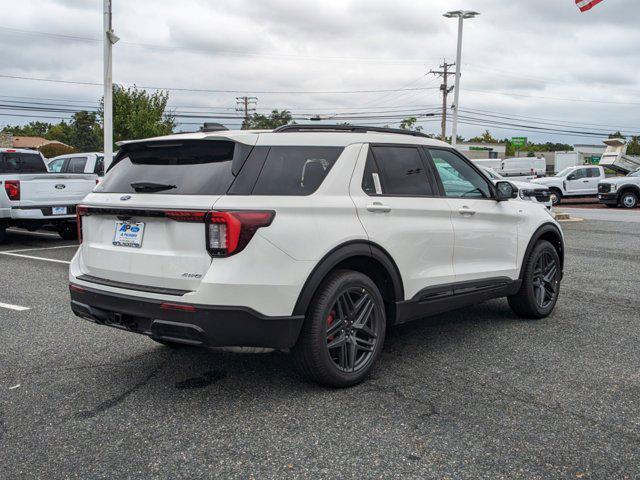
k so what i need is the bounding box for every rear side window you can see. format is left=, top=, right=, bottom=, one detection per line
left=367, top=146, right=434, bottom=196
left=94, top=156, right=105, bottom=176
left=48, top=158, right=65, bottom=173
left=0, top=152, right=47, bottom=174
left=67, top=157, right=87, bottom=173
left=251, top=146, right=343, bottom=196
left=96, top=141, right=236, bottom=195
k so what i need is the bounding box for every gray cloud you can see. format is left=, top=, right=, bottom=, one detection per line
left=0, top=0, right=638, bottom=143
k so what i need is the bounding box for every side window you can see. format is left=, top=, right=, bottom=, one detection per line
left=369, top=146, right=434, bottom=196
left=48, top=158, right=65, bottom=173
left=67, top=157, right=87, bottom=173
left=587, top=168, right=600, bottom=178
left=428, top=149, right=491, bottom=198
left=251, top=146, right=343, bottom=196
left=94, top=156, right=105, bottom=176
left=361, top=150, right=378, bottom=195
left=570, top=169, right=587, bottom=180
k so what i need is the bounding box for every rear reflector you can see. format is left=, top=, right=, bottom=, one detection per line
left=160, top=303, right=197, bottom=313
left=76, top=205, right=88, bottom=243
left=4, top=180, right=20, bottom=200
left=206, top=210, right=274, bottom=257
left=69, top=284, right=85, bottom=293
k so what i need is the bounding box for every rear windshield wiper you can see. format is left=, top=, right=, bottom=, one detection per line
left=130, top=181, right=177, bottom=192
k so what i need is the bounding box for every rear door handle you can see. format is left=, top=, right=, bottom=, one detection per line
left=458, top=206, right=476, bottom=216
left=582, top=180, right=589, bottom=183
left=367, top=202, right=391, bottom=213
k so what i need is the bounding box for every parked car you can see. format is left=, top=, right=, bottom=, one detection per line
left=530, top=165, right=605, bottom=206
left=500, top=157, right=546, bottom=178
left=598, top=168, right=640, bottom=209
left=47, top=152, right=108, bottom=179
left=69, top=125, right=564, bottom=387
left=1, top=148, right=97, bottom=242
left=480, top=167, right=552, bottom=209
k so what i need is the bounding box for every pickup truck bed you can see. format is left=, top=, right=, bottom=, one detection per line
left=1, top=148, right=97, bottom=242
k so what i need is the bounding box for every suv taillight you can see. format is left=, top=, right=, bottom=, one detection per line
left=205, top=211, right=275, bottom=257
left=76, top=205, right=88, bottom=243
left=4, top=180, right=20, bottom=200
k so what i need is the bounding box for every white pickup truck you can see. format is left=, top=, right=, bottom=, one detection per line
left=530, top=165, right=605, bottom=206
left=47, top=152, right=107, bottom=179
left=598, top=169, right=640, bottom=209
left=1, top=148, right=97, bottom=242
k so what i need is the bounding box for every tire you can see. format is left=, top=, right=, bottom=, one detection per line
left=508, top=240, right=561, bottom=319
left=57, top=222, right=79, bottom=240
left=620, top=191, right=638, bottom=209
left=549, top=189, right=562, bottom=206
left=292, top=269, right=386, bottom=388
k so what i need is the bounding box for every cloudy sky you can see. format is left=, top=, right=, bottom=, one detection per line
left=1, top=0, right=639, bottom=144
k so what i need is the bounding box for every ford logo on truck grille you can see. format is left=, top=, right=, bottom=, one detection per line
left=120, top=195, right=132, bottom=201
left=55, top=184, right=66, bottom=189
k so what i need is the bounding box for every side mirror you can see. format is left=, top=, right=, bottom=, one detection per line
left=495, top=181, right=518, bottom=201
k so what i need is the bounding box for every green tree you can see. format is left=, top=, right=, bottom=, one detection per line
left=101, top=85, right=175, bottom=146
left=608, top=131, right=625, bottom=139
left=469, top=130, right=498, bottom=143
left=3, top=121, right=53, bottom=137
left=245, top=109, right=293, bottom=129
left=627, top=136, right=640, bottom=156
left=46, top=121, right=73, bottom=145
left=68, top=111, right=102, bottom=151
left=399, top=117, right=423, bottom=132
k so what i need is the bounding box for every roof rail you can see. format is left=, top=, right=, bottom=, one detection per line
left=272, top=124, right=432, bottom=138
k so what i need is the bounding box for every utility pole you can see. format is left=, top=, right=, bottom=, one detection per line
left=103, top=0, right=119, bottom=171
left=235, top=96, right=257, bottom=129
left=429, top=60, right=455, bottom=141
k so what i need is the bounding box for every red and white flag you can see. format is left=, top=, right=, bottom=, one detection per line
left=576, top=0, right=604, bottom=12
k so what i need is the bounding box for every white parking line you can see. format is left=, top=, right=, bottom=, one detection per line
left=2, top=245, right=78, bottom=254
left=0, top=302, right=30, bottom=311
left=0, top=252, right=71, bottom=265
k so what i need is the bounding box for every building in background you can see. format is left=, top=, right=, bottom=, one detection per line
left=457, top=142, right=507, bottom=159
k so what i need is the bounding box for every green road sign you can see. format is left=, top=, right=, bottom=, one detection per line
left=590, top=156, right=601, bottom=164
left=511, top=137, right=527, bottom=148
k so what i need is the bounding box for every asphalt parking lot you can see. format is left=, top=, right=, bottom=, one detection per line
left=1, top=215, right=640, bottom=480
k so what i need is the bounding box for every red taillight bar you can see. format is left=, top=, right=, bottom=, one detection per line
left=4, top=180, right=20, bottom=201
left=76, top=205, right=89, bottom=243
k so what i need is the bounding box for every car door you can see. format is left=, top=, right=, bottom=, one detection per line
left=349, top=144, right=455, bottom=300
left=426, top=148, right=519, bottom=282
left=584, top=167, right=602, bottom=194
left=565, top=167, right=589, bottom=194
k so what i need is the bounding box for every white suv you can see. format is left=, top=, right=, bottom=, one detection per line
left=69, top=125, right=564, bottom=387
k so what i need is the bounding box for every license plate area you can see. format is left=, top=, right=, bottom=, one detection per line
left=52, top=206, right=68, bottom=215
left=113, top=221, right=145, bottom=248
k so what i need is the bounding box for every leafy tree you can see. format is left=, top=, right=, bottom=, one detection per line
left=245, top=109, right=293, bottom=129
left=67, top=111, right=102, bottom=151
left=627, top=136, right=640, bottom=156
left=3, top=121, right=53, bottom=137
left=608, top=131, right=625, bottom=139
left=101, top=85, right=175, bottom=146
left=39, top=143, right=76, bottom=158
left=399, top=117, right=423, bottom=132
left=46, top=121, right=73, bottom=145
left=469, top=130, right=498, bottom=143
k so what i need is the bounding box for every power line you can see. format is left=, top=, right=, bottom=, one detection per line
left=429, top=60, right=455, bottom=140
left=464, top=87, right=640, bottom=106
left=0, top=73, right=441, bottom=95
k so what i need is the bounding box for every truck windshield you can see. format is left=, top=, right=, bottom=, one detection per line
left=0, top=152, right=47, bottom=174
left=555, top=168, right=572, bottom=177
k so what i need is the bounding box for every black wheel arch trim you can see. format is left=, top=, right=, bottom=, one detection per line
left=292, top=240, right=404, bottom=317
left=519, top=223, right=564, bottom=281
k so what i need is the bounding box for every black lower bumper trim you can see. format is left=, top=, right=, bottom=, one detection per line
left=70, top=285, right=304, bottom=349
left=598, top=193, right=618, bottom=205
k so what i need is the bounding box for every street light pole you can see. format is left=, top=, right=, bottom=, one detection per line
left=444, top=10, right=479, bottom=149
left=103, top=0, right=119, bottom=171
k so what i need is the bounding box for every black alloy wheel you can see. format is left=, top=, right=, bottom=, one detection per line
left=325, top=287, right=380, bottom=373
left=531, top=250, right=559, bottom=309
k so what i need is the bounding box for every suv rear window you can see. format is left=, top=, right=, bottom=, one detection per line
left=97, top=141, right=237, bottom=195
left=251, top=146, right=343, bottom=196
left=0, top=152, right=47, bottom=174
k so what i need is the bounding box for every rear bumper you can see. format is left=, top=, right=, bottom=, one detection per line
left=69, top=284, right=305, bottom=349
left=598, top=193, right=618, bottom=205
left=11, top=205, right=77, bottom=220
